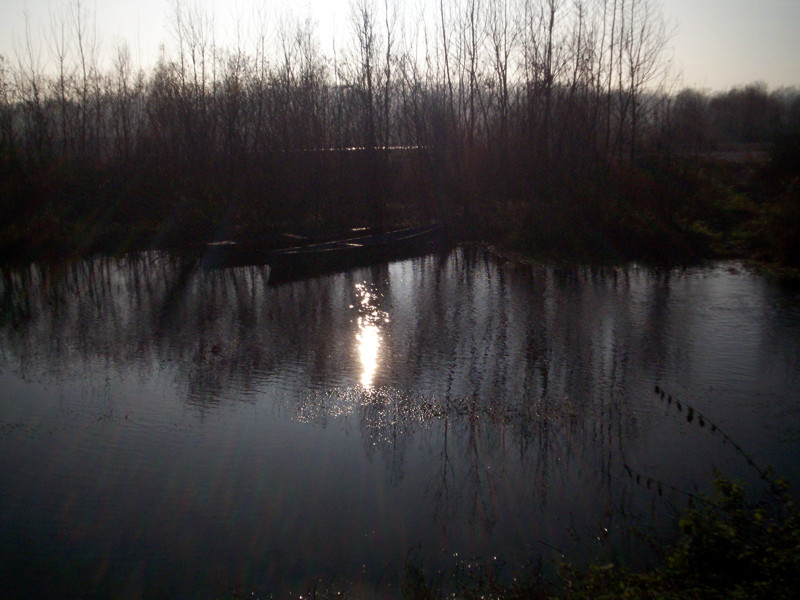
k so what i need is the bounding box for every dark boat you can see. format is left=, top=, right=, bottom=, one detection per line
left=268, top=224, right=447, bottom=284
left=200, top=227, right=374, bottom=269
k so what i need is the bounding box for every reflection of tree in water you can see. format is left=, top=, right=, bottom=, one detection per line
left=294, top=381, right=640, bottom=561
left=1, top=248, right=645, bottom=459
left=0, top=250, right=660, bottom=420
left=0, top=255, right=379, bottom=401
left=2, top=248, right=732, bottom=569
left=0, top=255, right=285, bottom=400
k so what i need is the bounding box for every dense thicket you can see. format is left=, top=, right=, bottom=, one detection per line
left=0, top=0, right=798, bottom=262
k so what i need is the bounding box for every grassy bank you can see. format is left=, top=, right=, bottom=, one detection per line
left=445, top=136, right=800, bottom=277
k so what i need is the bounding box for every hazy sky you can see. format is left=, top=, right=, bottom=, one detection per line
left=2, top=0, right=799, bottom=91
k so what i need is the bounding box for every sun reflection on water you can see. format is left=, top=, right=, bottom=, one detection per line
left=354, top=283, right=389, bottom=388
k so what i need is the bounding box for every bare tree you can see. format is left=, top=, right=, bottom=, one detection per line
left=111, top=41, right=134, bottom=161
left=486, top=0, right=518, bottom=152
left=622, top=0, right=670, bottom=162
left=0, top=54, right=16, bottom=157
left=70, top=0, right=101, bottom=159
left=381, top=0, right=398, bottom=149
left=15, top=11, right=50, bottom=165
left=168, top=0, right=214, bottom=161
left=459, top=0, right=485, bottom=147
left=350, top=0, right=387, bottom=228
left=352, top=0, right=378, bottom=151
left=46, top=2, right=76, bottom=157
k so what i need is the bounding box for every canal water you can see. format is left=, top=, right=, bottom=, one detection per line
left=1, top=248, right=799, bottom=598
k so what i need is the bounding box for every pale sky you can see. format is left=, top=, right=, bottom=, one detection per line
left=667, top=0, right=800, bottom=90
left=2, top=0, right=799, bottom=91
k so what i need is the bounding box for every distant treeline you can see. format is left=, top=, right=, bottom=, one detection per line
left=669, top=84, right=800, bottom=152
left=0, top=0, right=798, bottom=262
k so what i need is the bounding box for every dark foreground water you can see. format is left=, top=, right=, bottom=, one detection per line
left=1, top=249, right=799, bottom=598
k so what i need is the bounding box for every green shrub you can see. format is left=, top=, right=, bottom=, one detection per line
left=559, top=473, right=800, bottom=600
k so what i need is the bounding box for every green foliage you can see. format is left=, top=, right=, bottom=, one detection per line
left=397, top=470, right=800, bottom=600
left=664, top=475, right=800, bottom=598
left=748, top=136, right=800, bottom=273
left=558, top=473, right=800, bottom=600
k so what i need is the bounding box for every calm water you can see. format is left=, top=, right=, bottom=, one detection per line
left=1, top=249, right=799, bottom=598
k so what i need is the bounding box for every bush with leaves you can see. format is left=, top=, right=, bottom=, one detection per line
left=558, top=473, right=800, bottom=600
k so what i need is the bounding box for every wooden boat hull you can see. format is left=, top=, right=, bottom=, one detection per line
left=200, top=227, right=374, bottom=269
left=268, top=225, right=447, bottom=284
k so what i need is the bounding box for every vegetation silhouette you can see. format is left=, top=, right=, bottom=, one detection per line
left=1, top=1, right=797, bottom=270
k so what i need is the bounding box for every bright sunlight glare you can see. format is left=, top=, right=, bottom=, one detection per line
left=357, top=319, right=380, bottom=388
left=354, top=283, right=388, bottom=388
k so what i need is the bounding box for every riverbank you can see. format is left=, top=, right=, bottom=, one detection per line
left=476, top=137, right=800, bottom=282
left=4, top=139, right=797, bottom=280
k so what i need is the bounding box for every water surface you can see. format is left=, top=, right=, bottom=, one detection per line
left=1, top=250, right=799, bottom=598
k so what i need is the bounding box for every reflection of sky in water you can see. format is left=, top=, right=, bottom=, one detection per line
left=354, top=283, right=389, bottom=388
left=1, top=254, right=800, bottom=598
